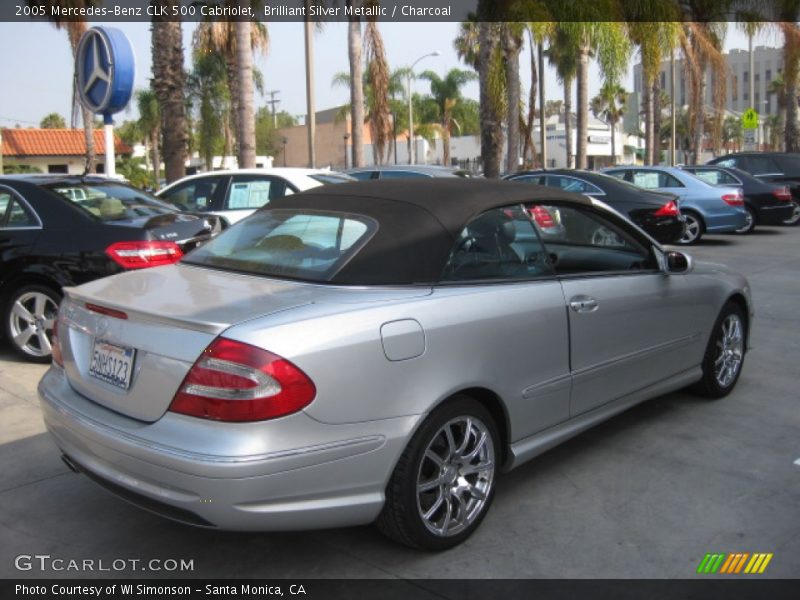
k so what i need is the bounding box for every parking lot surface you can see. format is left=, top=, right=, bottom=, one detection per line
left=1, top=227, right=798, bottom=579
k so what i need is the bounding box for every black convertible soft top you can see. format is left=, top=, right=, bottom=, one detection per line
left=266, top=179, right=590, bottom=285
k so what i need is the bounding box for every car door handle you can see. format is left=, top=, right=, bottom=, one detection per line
left=569, top=296, right=599, bottom=313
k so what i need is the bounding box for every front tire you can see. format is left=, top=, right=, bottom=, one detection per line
left=692, top=302, right=746, bottom=398
left=3, top=284, right=61, bottom=363
left=678, top=211, right=704, bottom=245
left=376, top=396, right=499, bottom=550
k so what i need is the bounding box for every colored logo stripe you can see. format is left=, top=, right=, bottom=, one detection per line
left=697, top=553, right=773, bottom=574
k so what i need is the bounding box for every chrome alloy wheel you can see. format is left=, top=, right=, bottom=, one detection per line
left=680, top=214, right=702, bottom=244
left=714, top=313, right=744, bottom=388
left=784, top=200, right=800, bottom=225
left=416, top=416, right=495, bottom=538
left=8, top=291, right=58, bottom=358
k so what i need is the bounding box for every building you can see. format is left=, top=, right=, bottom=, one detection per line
left=0, top=128, right=131, bottom=174
left=633, top=46, right=784, bottom=120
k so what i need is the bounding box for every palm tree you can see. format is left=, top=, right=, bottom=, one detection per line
left=419, top=69, right=477, bottom=166
left=522, top=22, right=553, bottom=168
left=764, top=113, right=782, bottom=150
left=363, top=20, right=391, bottom=165
left=768, top=74, right=787, bottom=151
left=151, top=0, right=188, bottom=183
left=136, top=89, right=161, bottom=188
left=347, top=2, right=365, bottom=168
left=545, top=27, right=578, bottom=168
left=43, top=0, right=97, bottom=172
left=722, top=115, right=743, bottom=152
left=502, top=23, right=524, bottom=173
left=235, top=21, right=256, bottom=168
left=188, top=52, right=229, bottom=171
left=591, top=82, right=628, bottom=164
left=777, top=15, right=800, bottom=151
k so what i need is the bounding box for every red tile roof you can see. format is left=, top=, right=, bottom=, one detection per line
left=0, top=128, right=132, bottom=157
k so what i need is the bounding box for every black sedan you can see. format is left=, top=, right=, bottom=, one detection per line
left=0, top=175, right=222, bottom=362
left=503, top=170, right=686, bottom=244
left=705, top=152, right=800, bottom=225
left=680, top=165, right=795, bottom=233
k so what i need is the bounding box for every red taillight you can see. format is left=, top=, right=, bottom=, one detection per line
left=721, top=191, right=744, bottom=206
left=105, top=241, right=183, bottom=269
left=85, top=303, right=128, bottom=320
left=654, top=200, right=680, bottom=217
left=772, top=186, right=792, bottom=201
left=169, top=338, right=316, bottom=422
left=529, top=205, right=556, bottom=228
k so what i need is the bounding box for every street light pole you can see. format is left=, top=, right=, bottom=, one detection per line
left=343, top=133, right=350, bottom=169
left=407, top=51, right=440, bottom=165
left=282, top=137, right=288, bottom=167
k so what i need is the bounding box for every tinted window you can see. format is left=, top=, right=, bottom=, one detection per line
left=631, top=171, right=684, bottom=189
left=534, top=205, right=653, bottom=274
left=0, top=191, right=38, bottom=228
left=226, top=176, right=289, bottom=210
left=714, top=158, right=738, bottom=168
left=48, top=183, right=178, bottom=221
left=441, top=206, right=553, bottom=282
left=689, top=169, right=741, bottom=186
left=379, top=170, right=431, bottom=179
left=348, top=171, right=377, bottom=181
left=509, top=175, right=545, bottom=184
left=548, top=176, right=604, bottom=195
left=775, top=155, right=800, bottom=172
left=745, top=155, right=782, bottom=174
left=182, top=209, right=376, bottom=282
left=159, top=177, right=223, bottom=212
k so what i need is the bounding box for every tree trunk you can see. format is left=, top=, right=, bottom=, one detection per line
left=653, top=80, right=662, bottom=164
left=150, top=130, right=161, bottom=189
left=643, top=82, right=652, bottom=165
left=347, top=9, right=365, bottom=167
left=66, top=23, right=95, bottom=173
left=235, top=19, right=256, bottom=168
left=81, top=107, right=96, bottom=174
left=503, top=25, right=522, bottom=173
left=611, top=122, right=616, bottom=164
left=564, top=79, right=573, bottom=169
left=478, top=21, right=502, bottom=178
left=785, top=35, right=800, bottom=152
left=576, top=45, right=589, bottom=169
left=691, top=60, right=707, bottom=165
left=225, top=57, right=240, bottom=160
left=151, top=3, right=187, bottom=184
left=522, top=36, right=537, bottom=168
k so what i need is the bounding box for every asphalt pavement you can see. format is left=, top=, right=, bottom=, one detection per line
left=1, top=225, right=798, bottom=580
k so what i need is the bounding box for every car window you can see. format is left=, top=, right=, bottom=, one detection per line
left=48, top=183, right=178, bottom=221
left=226, top=176, right=289, bottom=210
left=182, top=209, right=377, bottom=282
left=533, top=204, right=654, bottom=275
left=379, top=170, right=431, bottom=179
left=630, top=171, right=684, bottom=189
left=441, top=205, right=553, bottom=282
left=0, top=191, right=38, bottom=228
left=603, top=170, right=627, bottom=181
left=744, top=155, right=782, bottom=174
left=690, top=169, right=741, bottom=186
left=509, top=175, right=545, bottom=184
left=714, top=158, right=737, bottom=168
left=348, top=171, right=376, bottom=181
left=548, top=176, right=604, bottom=195
left=309, top=173, right=354, bottom=185
left=159, top=177, right=223, bottom=212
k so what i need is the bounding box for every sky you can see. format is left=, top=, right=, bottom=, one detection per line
left=0, top=20, right=782, bottom=129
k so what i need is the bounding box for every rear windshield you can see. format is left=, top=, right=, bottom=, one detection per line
left=309, top=173, right=355, bottom=185
left=182, top=209, right=377, bottom=281
left=48, top=183, right=177, bottom=221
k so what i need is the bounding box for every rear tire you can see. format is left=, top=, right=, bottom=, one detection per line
left=783, top=200, right=800, bottom=226
left=734, top=207, right=756, bottom=234
left=691, top=302, right=746, bottom=399
left=376, top=396, right=499, bottom=551
left=3, top=284, right=61, bottom=363
left=678, top=211, right=704, bottom=245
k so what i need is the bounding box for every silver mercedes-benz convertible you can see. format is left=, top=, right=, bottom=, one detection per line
left=38, top=179, right=751, bottom=550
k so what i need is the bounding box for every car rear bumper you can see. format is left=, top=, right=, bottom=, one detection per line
left=702, top=209, right=750, bottom=233
left=38, top=367, right=416, bottom=531
left=754, top=204, right=794, bottom=224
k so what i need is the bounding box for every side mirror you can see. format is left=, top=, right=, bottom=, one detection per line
left=665, top=250, right=693, bottom=274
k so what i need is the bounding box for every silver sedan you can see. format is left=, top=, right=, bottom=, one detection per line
left=39, top=179, right=751, bottom=550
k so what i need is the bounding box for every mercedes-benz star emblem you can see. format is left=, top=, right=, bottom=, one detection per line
left=83, top=34, right=111, bottom=97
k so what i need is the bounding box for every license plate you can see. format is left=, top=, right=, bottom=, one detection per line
left=88, top=339, right=136, bottom=390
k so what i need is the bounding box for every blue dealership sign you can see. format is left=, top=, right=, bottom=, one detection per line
left=75, top=27, right=135, bottom=123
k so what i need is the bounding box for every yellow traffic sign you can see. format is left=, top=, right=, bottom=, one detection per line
left=742, top=108, right=759, bottom=129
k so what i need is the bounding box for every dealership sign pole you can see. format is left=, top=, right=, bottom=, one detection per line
left=75, top=27, right=135, bottom=177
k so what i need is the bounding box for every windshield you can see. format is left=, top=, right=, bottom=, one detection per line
left=48, top=183, right=178, bottom=221
left=182, top=209, right=377, bottom=282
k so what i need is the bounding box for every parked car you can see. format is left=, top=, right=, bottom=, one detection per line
left=40, top=179, right=751, bottom=550
left=601, top=166, right=749, bottom=244
left=155, top=168, right=354, bottom=226
left=503, top=169, right=686, bottom=244
left=705, top=152, right=800, bottom=225
left=345, top=164, right=474, bottom=180
left=0, top=175, right=222, bottom=362
left=679, top=165, right=795, bottom=233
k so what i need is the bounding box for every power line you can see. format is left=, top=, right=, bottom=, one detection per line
left=0, top=116, right=41, bottom=126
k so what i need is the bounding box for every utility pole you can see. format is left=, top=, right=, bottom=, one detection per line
left=0, top=128, right=4, bottom=175
left=266, top=90, right=280, bottom=127
left=538, top=43, right=546, bottom=168
left=670, top=49, right=676, bottom=166
left=304, top=19, right=316, bottom=168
